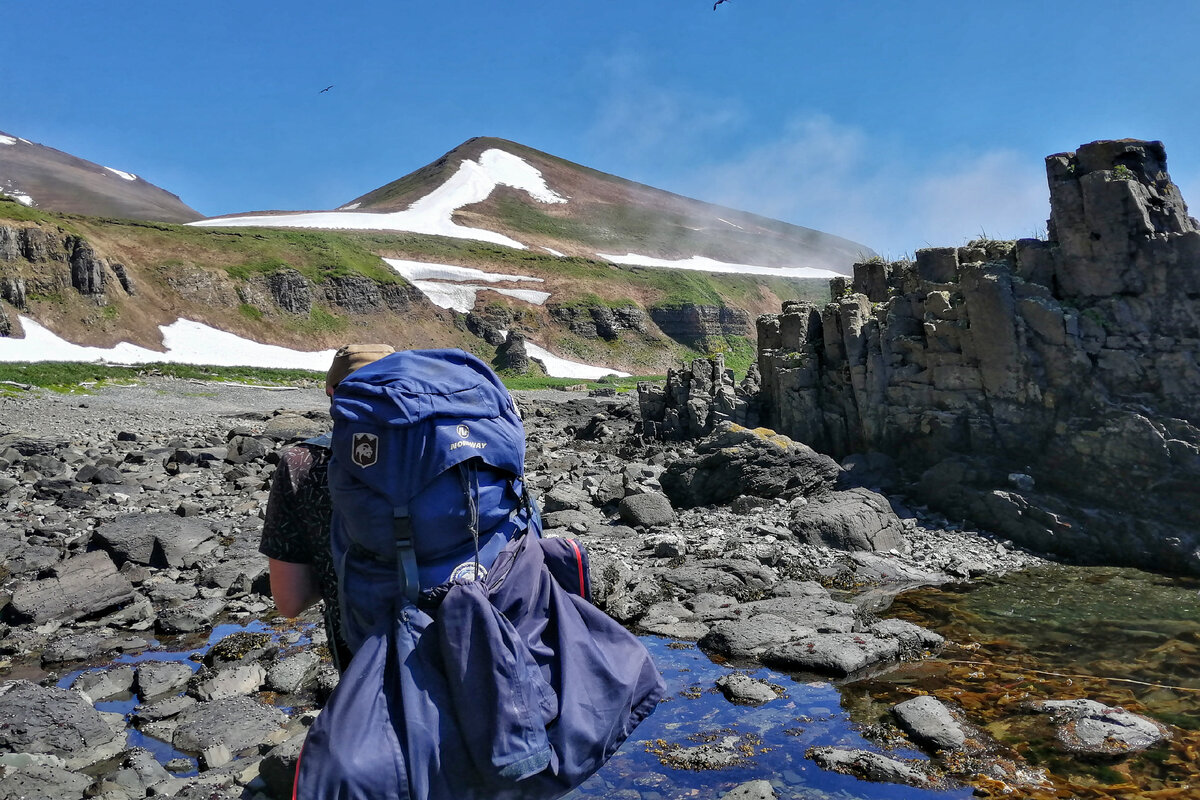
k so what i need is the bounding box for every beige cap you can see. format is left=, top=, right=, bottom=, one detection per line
left=326, top=344, right=395, bottom=392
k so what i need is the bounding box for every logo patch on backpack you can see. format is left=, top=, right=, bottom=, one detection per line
left=449, top=560, right=486, bottom=583
left=352, top=432, right=379, bottom=468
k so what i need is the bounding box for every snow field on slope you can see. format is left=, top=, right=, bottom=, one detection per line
left=597, top=252, right=844, bottom=279
left=0, top=317, right=335, bottom=371
left=190, top=149, right=565, bottom=250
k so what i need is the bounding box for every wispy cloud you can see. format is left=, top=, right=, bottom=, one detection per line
left=680, top=114, right=1050, bottom=258
left=581, top=46, right=745, bottom=168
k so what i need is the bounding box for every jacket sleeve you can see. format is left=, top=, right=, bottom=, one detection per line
left=436, top=580, right=556, bottom=781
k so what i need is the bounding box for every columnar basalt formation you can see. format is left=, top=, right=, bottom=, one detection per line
left=756, top=140, right=1200, bottom=574
left=638, top=353, right=760, bottom=440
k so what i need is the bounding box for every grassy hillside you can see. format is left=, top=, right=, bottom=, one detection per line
left=0, top=196, right=829, bottom=375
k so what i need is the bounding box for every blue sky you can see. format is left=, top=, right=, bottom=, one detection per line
left=3, top=1, right=1199, bottom=257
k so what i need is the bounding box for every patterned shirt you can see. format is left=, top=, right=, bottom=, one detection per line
left=258, top=441, right=351, bottom=669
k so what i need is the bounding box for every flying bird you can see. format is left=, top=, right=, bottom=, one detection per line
left=713, top=0, right=729, bottom=8
left=319, top=85, right=334, bottom=94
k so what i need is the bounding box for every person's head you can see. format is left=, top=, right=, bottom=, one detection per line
left=325, top=344, right=395, bottom=396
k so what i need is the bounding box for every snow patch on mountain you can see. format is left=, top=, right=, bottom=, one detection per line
left=0, top=317, right=335, bottom=370
left=191, top=148, right=564, bottom=250
left=495, top=331, right=628, bottom=379
left=0, top=135, right=16, bottom=146
left=413, top=283, right=551, bottom=313
left=104, top=166, right=138, bottom=181
left=383, top=258, right=543, bottom=284
left=597, top=252, right=843, bottom=279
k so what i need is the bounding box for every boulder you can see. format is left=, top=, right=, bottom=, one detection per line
left=661, top=425, right=840, bottom=508
left=617, top=492, right=675, bottom=528
left=762, top=633, right=901, bottom=677
left=714, top=673, right=780, bottom=706
left=788, top=488, right=905, bottom=552
left=1027, top=698, right=1171, bottom=756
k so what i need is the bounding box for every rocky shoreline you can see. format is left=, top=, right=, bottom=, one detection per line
left=0, top=378, right=1170, bottom=799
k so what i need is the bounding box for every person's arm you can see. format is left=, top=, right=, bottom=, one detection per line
left=268, top=558, right=320, bottom=617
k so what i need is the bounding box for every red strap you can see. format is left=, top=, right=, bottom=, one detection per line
left=568, top=538, right=585, bottom=597
left=292, top=740, right=305, bottom=800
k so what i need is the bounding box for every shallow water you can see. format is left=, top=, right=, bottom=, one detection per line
left=566, top=637, right=972, bottom=799
left=845, top=564, right=1200, bottom=797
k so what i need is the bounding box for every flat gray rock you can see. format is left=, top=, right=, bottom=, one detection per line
left=699, top=614, right=816, bottom=659
left=136, top=661, right=196, bottom=699
left=763, top=633, right=901, bottom=677
left=715, top=673, right=780, bottom=706
left=71, top=665, right=135, bottom=702
left=741, top=595, right=858, bottom=633
left=92, top=512, right=217, bottom=569
left=157, top=598, right=226, bottom=634
left=892, top=695, right=966, bottom=751
left=188, top=663, right=266, bottom=701
left=266, top=651, right=322, bottom=694
left=1029, top=698, right=1172, bottom=755
left=172, top=695, right=287, bottom=754
left=7, top=550, right=134, bottom=624
left=807, top=746, right=930, bottom=787
left=719, top=779, right=777, bottom=800
left=0, top=761, right=92, bottom=800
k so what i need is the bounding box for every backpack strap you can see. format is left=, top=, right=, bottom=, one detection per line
left=394, top=506, right=420, bottom=604
left=456, top=460, right=483, bottom=581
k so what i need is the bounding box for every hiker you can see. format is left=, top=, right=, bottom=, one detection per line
left=258, top=343, right=395, bottom=671
left=294, top=348, right=665, bottom=800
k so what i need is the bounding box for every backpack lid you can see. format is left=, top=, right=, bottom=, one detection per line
left=331, top=349, right=526, bottom=496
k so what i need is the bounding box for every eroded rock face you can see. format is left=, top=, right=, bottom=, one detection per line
left=756, top=140, right=1200, bottom=575
left=650, top=304, right=749, bottom=345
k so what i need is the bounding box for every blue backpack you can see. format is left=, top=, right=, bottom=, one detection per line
left=295, top=349, right=664, bottom=800
left=325, top=348, right=536, bottom=651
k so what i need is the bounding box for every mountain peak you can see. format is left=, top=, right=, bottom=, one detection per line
left=0, top=129, right=200, bottom=223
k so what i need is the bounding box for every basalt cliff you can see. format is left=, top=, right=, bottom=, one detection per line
left=750, top=140, right=1199, bottom=575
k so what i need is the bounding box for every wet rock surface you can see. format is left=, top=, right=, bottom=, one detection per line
left=0, top=378, right=1155, bottom=798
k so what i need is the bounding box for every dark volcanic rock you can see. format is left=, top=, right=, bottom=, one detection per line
left=757, top=140, right=1200, bottom=575
left=496, top=331, right=532, bottom=374
left=661, top=425, right=841, bottom=508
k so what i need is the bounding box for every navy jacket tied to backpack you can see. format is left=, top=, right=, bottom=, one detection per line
left=296, top=349, right=665, bottom=800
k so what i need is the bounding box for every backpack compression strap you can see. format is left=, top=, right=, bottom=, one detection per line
left=394, top=506, right=420, bottom=604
